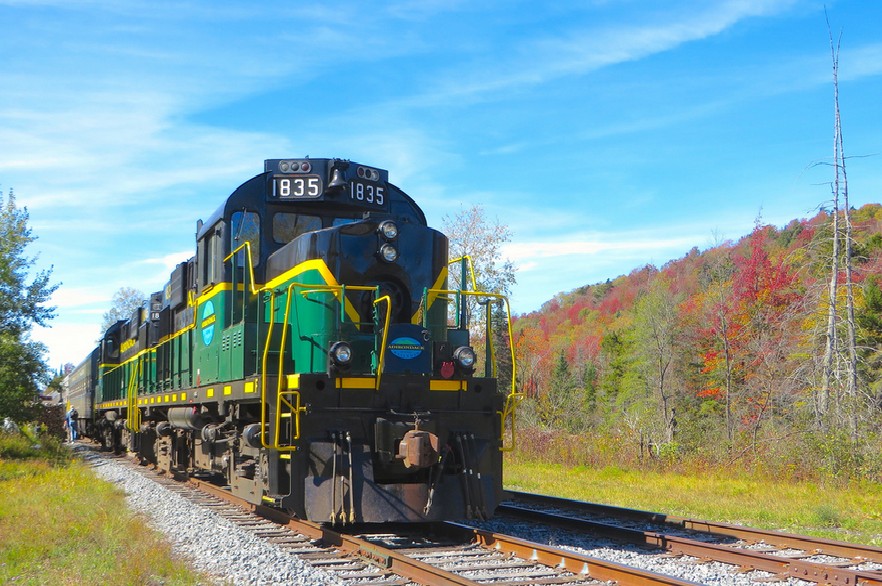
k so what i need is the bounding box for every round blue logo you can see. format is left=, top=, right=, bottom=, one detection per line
left=388, top=337, right=423, bottom=360
left=201, top=300, right=216, bottom=346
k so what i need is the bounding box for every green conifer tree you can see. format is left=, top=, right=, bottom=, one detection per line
left=0, top=189, right=59, bottom=422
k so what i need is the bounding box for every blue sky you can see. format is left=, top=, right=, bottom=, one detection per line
left=2, top=0, right=880, bottom=369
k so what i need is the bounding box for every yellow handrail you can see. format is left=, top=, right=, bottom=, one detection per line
left=274, top=281, right=303, bottom=450
left=422, top=287, right=523, bottom=451
left=422, top=290, right=517, bottom=394
left=223, top=241, right=260, bottom=295
left=259, top=290, right=276, bottom=450
left=257, top=275, right=523, bottom=452
left=499, top=392, right=523, bottom=453
left=259, top=281, right=389, bottom=450
left=125, top=357, right=142, bottom=432
left=286, top=283, right=391, bottom=387
left=448, top=255, right=479, bottom=291
left=296, top=283, right=378, bottom=327
left=258, top=286, right=304, bottom=452
left=277, top=388, right=304, bottom=443
left=373, top=295, right=391, bottom=390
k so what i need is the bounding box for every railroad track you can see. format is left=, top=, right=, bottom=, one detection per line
left=99, top=450, right=699, bottom=585
left=497, top=491, right=882, bottom=586
left=89, top=446, right=882, bottom=585
left=184, top=473, right=698, bottom=585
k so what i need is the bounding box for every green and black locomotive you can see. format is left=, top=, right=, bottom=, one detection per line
left=64, top=158, right=520, bottom=523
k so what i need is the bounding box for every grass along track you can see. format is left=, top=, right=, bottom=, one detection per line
left=0, top=432, right=206, bottom=585
left=506, top=490, right=882, bottom=563
left=500, top=491, right=882, bottom=585
left=504, top=457, right=882, bottom=546
left=7, top=430, right=880, bottom=584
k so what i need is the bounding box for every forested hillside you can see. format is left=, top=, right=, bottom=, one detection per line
left=512, top=204, right=882, bottom=480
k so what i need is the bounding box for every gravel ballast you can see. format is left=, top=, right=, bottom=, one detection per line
left=78, top=444, right=840, bottom=585
left=79, top=447, right=342, bottom=585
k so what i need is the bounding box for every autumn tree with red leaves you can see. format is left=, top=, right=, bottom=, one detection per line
left=509, top=204, right=882, bottom=478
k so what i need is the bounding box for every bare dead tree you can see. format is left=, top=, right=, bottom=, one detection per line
left=820, top=20, right=841, bottom=425
left=833, top=38, right=860, bottom=428
left=825, top=13, right=860, bottom=437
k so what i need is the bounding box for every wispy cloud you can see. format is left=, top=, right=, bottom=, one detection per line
left=400, top=0, right=801, bottom=106
left=504, top=234, right=700, bottom=268
left=504, top=228, right=716, bottom=313
left=48, top=286, right=110, bottom=310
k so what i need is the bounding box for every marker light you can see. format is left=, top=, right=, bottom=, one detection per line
left=357, top=166, right=379, bottom=181
left=278, top=160, right=310, bottom=173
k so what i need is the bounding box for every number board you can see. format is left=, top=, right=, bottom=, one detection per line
left=274, top=175, right=323, bottom=199
left=349, top=179, right=387, bottom=208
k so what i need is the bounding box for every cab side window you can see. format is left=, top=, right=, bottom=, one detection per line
left=198, top=223, right=225, bottom=291
left=231, top=211, right=260, bottom=269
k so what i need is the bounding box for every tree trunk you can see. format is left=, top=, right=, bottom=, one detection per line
left=832, top=32, right=860, bottom=439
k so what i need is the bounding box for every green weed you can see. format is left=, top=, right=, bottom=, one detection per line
left=814, top=504, right=842, bottom=528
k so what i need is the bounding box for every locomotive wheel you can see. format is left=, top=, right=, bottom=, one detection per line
left=102, top=427, right=114, bottom=451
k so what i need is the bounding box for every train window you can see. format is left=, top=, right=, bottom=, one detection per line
left=200, top=223, right=224, bottom=290
left=273, top=213, right=321, bottom=244
left=231, top=211, right=260, bottom=268
left=103, top=337, right=118, bottom=360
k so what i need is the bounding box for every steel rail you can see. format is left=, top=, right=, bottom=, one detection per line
left=188, top=478, right=484, bottom=585
left=500, top=501, right=882, bottom=586
left=439, top=521, right=701, bottom=586
left=189, top=477, right=702, bottom=585
left=508, top=490, right=882, bottom=564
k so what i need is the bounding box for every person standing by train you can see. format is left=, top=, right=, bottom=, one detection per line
left=66, top=406, right=79, bottom=442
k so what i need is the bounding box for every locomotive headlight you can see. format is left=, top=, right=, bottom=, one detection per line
left=379, top=243, right=398, bottom=263
left=453, top=346, right=476, bottom=370
left=330, top=341, right=353, bottom=366
left=378, top=220, right=398, bottom=240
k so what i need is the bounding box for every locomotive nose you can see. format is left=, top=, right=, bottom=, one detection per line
left=361, top=280, right=409, bottom=323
